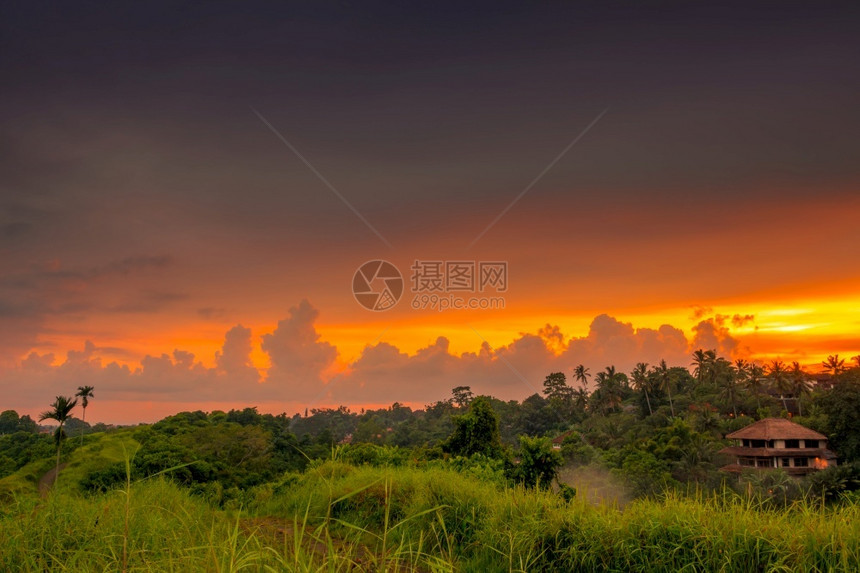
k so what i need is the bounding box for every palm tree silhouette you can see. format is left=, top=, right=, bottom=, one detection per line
left=743, top=363, right=766, bottom=412
left=75, top=385, right=94, bottom=445
left=821, top=354, right=846, bottom=376
left=630, top=362, right=652, bottom=416
left=788, top=362, right=811, bottom=416
left=573, top=364, right=591, bottom=393
left=594, top=367, right=624, bottom=414
left=718, top=361, right=741, bottom=418
left=40, top=395, right=78, bottom=482
left=768, top=360, right=792, bottom=412
left=691, top=349, right=716, bottom=386
left=654, top=359, right=675, bottom=417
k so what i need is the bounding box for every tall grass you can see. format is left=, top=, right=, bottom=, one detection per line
left=1, top=459, right=857, bottom=571
left=0, top=477, right=264, bottom=571
left=256, top=461, right=860, bottom=572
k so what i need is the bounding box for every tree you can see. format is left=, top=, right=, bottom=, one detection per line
left=39, top=395, right=78, bottom=481
left=0, top=410, right=38, bottom=435
left=819, top=375, right=860, bottom=462
left=543, top=372, right=575, bottom=424
left=593, top=366, right=625, bottom=415
left=853, top=355, right=860, bottom=370
left=512, top=435, right=563, bottom=489
left=443, top=396, right=503, bottom=458
left=716, top=360, right=742, bottom=418
left=743, top=363, right=767, bottom=411
left=691, top=349, right=716, bottom=386
left=573, top=387, right=589, bottom=414
left=542, top=372, right=572, bottom=401
left=630, top=362, right=653, bottom=416
left=788, top=362, right=811, bottom=416
left=0, top=410, right=21, bottom=435
left=767, top=360, right=792, bottom=412
left=451, top=386, right=474, bottom=408
left=822, top=354, right=846, bottom=376
left=654, top=360, right=675, bottom=417
left=75, top=385, right=95, bottom=445
left=573, top=364, right=591, bottom=392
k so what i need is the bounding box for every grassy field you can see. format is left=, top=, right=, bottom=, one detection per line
left=0, top=431, right=140, bottom=500
left=1, top=455, right=858, bottom=572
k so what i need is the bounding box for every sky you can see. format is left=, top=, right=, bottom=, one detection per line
left=2, top=2, right=859, bottom=424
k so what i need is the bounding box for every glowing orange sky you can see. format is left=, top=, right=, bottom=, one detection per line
left=3, top=4, right=860, bottom=424
left=24, top=187, right=860, bottom=376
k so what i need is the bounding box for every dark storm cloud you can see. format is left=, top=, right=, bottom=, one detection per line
left=2, top=2, right=858, bottom=222
left=1, top=1, right=859, bottom=372
left=198, top=307, right=229, bottom=321
left=0, top=254, right=177, bottom=363
left=0, top=3, right=856, bottom=272
left=108, top=289, right=189, bottom=314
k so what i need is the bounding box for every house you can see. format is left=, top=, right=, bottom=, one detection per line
left=719, top=418, right=837, bottom=477
left=809, top=372, right=835, bottom=391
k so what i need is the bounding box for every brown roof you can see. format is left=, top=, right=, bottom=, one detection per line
left=726, top=418, right=826, bottom=441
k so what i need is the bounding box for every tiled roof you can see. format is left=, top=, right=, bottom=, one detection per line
left=726, top=418, right=826, bottom=441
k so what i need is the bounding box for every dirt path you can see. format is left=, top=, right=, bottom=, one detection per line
left=38, top=463, right=67, bottom=497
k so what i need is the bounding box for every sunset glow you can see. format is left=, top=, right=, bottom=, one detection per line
left=2, top=3, right=859, bottom=424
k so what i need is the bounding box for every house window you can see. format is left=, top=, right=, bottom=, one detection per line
left=805, top=440, right=819, bottom=448
left=740, top=458, right=754, bottom=467
left=781, top=458, right=791, bottom=467
left=742, top=439, right=750, bottom=447
left=785, top=439, right=799, bottom=449
left=756, top=458, right=772, bottom=468
left=795, top=458, right=809, bottom=467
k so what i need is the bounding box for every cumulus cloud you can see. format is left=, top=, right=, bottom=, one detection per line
left=0, top=300, right=756, bottom=423
left=216, top=325, right=259, bottom=384
left=326, top=314, right=696, bottom=404
left=261, top=299, right=338, bottom=399
left=691, top=314, right=750, bottom=358
left=558, top=315, right=689, bottom=381
left=731, top=313, right=755, bottom=328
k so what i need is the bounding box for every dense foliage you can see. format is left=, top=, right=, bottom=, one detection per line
left=4, top=351, right=860, bottom=503
left=3, top=351, right=860, bottom=570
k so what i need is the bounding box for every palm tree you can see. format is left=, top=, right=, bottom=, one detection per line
left=595, top=367, right=624, bottom=414
left=768, top=360, right=792, bottom=412
left=630, top=362, right=653, bottom=416
left=40, top=396, right=78, bottom=481
left=788, top=362, right=811, bottom=416
left=573, top=387, right=589, bottom=412
left=717, top=361, right=741, bottom=418
left=573, top=364, right=591, bottom=393
left=691, top=349, right=717, bottom=386
left=852, top=355, right=860, bottom=370
left=743, top=363, right=766, bottom=411
left=75, top=385, right=95, bottom=445
left=821, top=354, right=846, bottom=376
left=654, top=359, right=675, bottom=417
